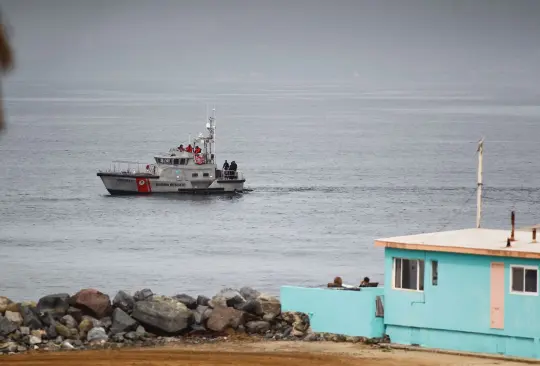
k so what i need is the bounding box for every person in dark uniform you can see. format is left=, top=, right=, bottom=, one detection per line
left=222, top=160, right=230, bottom=178
left=229, top=161, right=237, bottom=179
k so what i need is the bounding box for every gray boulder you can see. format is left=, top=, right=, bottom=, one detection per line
left=36, top=293, right=70, bottom=317
left=0, top=341, right=18, bottom=353
left=100, top=316, right=112, bottom=330
left=240, top=287, right=261, bottom=301
left=9, top=329, right=21, bottom=341
left=110, top=308, right=138, bottom=335
left=124, top=331, right=138, bottom=340
left=81, top=315, right=101, bottom=328
left=196, top=295, right=210, bottom=306
left=0, top=296, right=13, bottom=314
left=67, top=307, right=83, bottom=323
left=132, top=300, right=193, bottom=335
left=46, top=324, right=57, bottom=339
left=193, top=305, right=212, bottom=326
left=172, top=294, right=197, bottom=310
left=20, top=326, right=30, bottom=336
left=86, top=327, right=108, bottom=342
left=235, top=299, right=263, bottom=316
left=133, top=289, right=153, bottom=302
left=38, top=311, right=56, bottom=327
left=17, top=345, right=28, bottom=352
left=111, top=332, right=125, bottom=343
left=61, top=340, right=75, bottom=350
left=258, top=294, right=281, bottom=319
left=206, top=306, right=245, bottom=332
left=210, top=289, right=245, bottom=308
left=29, top=335, right=41, bottom=345
left=20, top=306, right=43, bottom=330
left=245, top=320, right=270, bottom=334
left=60, top=315, right=78, bottom=329
left=4, top=311, right=23, bottom=326
left=113, top=291, right=135, bottom=313
left=0, top=315, right=17, bottom=336
left=135, top=325, right=146, bottom=337
left=55, top=323, right=71, bottom=338
left=78, top=318, right=94, bottom=335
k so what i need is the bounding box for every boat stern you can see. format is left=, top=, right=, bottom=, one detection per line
left=211, top=171, right=246, bottom=192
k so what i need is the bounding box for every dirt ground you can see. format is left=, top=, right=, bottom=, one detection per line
left=0, top=341, right=532, bottom=366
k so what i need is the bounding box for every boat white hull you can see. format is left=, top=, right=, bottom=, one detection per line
left=97, top=174, right=245, bottom=195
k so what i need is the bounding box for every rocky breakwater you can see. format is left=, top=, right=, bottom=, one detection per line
left=0, top=288, right=390, bottom=355
left=0, top=287, right=320, bottom=355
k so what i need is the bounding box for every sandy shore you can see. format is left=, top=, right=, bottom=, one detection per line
left=0, top=341, right=529, bottom=366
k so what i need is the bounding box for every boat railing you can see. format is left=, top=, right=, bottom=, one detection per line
left=221, top=170, right=244, bottom=180
left=98, top=161, right=155, bottom=175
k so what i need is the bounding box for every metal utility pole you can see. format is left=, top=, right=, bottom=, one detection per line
left=476, top=138, right=484, bottom=228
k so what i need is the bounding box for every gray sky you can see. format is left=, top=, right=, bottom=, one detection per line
left=1, top=0, right=539, bottom=84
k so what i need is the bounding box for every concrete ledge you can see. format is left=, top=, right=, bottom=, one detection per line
left=280, top=286, right=384, bottom=338
left=385, top=343, right=540, bottom=364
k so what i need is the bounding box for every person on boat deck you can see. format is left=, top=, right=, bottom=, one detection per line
left=360, top=277, right=370, bottom=287
left=186, top=144, right=193, bottom=153
left=222, top=160, right=229, bottom=171
left=228, top=161, right=237, bottom=178
left=194, top=145, right=201, bottom=154
left=178, top=144, right=185, bottom=152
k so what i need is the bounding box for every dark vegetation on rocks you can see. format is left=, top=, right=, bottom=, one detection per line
left=0, top=287, right=389, bottom=355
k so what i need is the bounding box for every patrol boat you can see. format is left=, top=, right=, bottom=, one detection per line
left=97, top=110, right=246, bottom=195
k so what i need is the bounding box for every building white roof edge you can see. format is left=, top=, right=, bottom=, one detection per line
left=375, top=228, right=540, bottom=259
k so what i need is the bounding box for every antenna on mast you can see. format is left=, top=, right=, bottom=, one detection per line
left=476, top=137, right=484, bottom=228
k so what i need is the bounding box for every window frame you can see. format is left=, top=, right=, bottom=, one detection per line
left=432, top=260, right=438, bottom=286
left=392, top=257, right=425, bottom=292
left=510, top=265, right=539, bottom=296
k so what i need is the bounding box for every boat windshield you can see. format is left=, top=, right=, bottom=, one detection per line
left=155, top=157, right=189, bottom=165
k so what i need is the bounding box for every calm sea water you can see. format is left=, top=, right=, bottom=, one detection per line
left=1, top=80, right=540, bottom=301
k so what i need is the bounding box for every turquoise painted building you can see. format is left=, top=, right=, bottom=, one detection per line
left=281, top=227, right=540, bottom=360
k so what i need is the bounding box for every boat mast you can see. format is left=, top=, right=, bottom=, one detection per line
left=206, top=108, right=216, bottom=164
left=476, top=138, right=484, bottom=228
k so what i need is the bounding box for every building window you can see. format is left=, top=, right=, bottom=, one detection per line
left=192, top=173, right=198, bottom=177
left=510, top=265, right=538, bottom=295
left=432, top=260, right=438, bottom=286
left=203, top=173, right=209, bottom=177
left=173, top=159, right=179, bottom=165
left=393, top=258, right=424, bottom=291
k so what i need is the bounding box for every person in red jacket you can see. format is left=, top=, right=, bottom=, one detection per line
left=186, top=144, right=193, bottom=153
left=194, top=145, right=201, bottom=154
